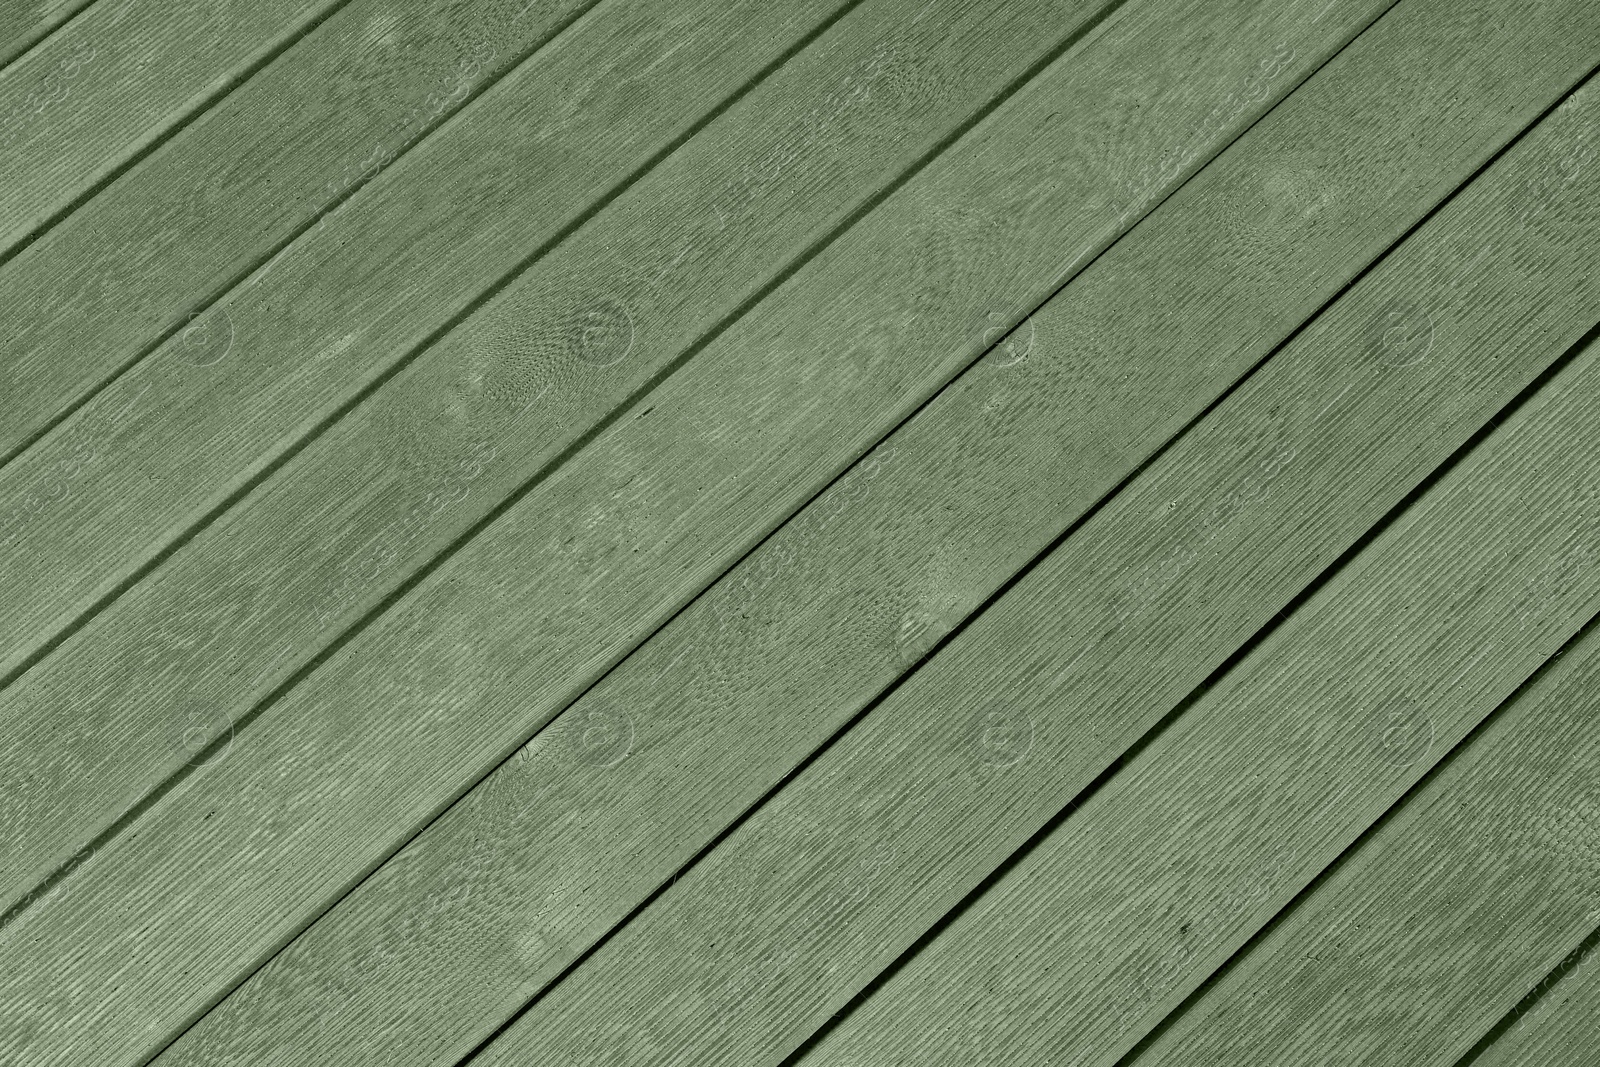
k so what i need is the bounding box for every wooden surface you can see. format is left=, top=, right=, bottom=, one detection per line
left=0, top=0, right=1594, bottom=1064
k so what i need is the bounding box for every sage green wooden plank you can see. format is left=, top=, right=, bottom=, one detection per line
left=459, top=63, right=1600, bottom=1067
left=0, top=0, right=1396, bottom=1062
left=0, top=0, right=91, bottom=71
left=0, top=0, right=600, bottom=466
left=784, top=117, right=1600, bottom=1067
left=0, top=0, right=866, bottom=679
left=1119, top=615, right=1600, bottom=1066
left=1469, top=928, right=1600, bottom=1067
left=799, top=345, right=1600, bottom=1067
left=150, top=5, right=1600, bottom=1067
left=0, top=0, right=1112, bottom=918
left=0, top=0, right=339, bottom=255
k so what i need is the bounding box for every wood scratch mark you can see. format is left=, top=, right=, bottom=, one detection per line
left=1314, top=381, right=1354, bottom=421
left=651, top=644, right=690, bottom=684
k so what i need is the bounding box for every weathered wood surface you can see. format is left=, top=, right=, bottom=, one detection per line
left=0, top=0, right=92, bottom=70
left=0, top=0, right=600, bottom=464
left=1123, top=606, right=1600, bottom=1067
left=1468, top=924, right=1600, bottom=1067
left=0, top=0, right=1592, bottom=1064
left=0, top=0, right=339, bottom=256
left=460, top=53, right=1600, bottom=1067
left=0, top=0, right=1405, bottom=1062
left=0, top=0, right=878, bottom=687
left=0, top=0, right=1114, bottom=925
left=146, top=2, right=1599, bottom=1066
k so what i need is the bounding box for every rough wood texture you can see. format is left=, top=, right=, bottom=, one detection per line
left=1468, top=924, right=1600, bottom=1067
left=0, top=0, right=857, bottom=679
left=462, top=57, right=1600, bottom=1067
left=0, top=0, right=1399, bottom=1062
left=0, top=0, right=1593, bottom=1064
left=0, top=0, right=90, bottom=70
left=0, top=0, right=597, bottom=464
left=1124, top=602, right=1600, bottom=1067
left=0, top=0, right=337, bottom=254
left=0, top=0, right=1107, bottom=927
left=154, top=3, right=1597, bottom=1066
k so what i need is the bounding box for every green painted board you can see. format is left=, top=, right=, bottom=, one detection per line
left=0, top=0, right=338, bottom=255
left=0, top=0, right=1115, bottom=917
left=150, top=3, right=1600, bottom=1065
left=460, top=59, right=1600, bottom=1067
left=0, top=0, right=866, bottom=680
left=1468, top=927, right=1600, bottom=1067
left=0, top=0, right=91, bottom=70
left=799, top=321, right=1600, bottom=1066
left=1123, top=615, right=1600, bottom=1066
left=0, top=0, right=1400, bottom=1062
left=0, top=0, right=598, bottom=465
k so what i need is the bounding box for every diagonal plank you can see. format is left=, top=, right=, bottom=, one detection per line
left=0, top=0, right=93, bottom=71
left=0, top=0, right=1123, bottom=917
left=782, top=127, right=1600, bottom=1067
left=1118, top=612, right=1600, bottom=1066
left=0, top=0, right=607, bottom=468
left=459, top=65, right=1600, bottom=1067
left=149, top=5, right=1600, bottom=1067
left=0, top=0, right=1402, bottom=1062
left=0, top=0, right=875, bottom=680
left=0, top=0, right=344, bottom=256
left=799, top=332, right=1600, bottom=1067
left=1463, top=924, right=1600, bottom=1066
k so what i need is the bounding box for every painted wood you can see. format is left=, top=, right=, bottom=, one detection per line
left=0, top=0, right=600, bottom=466
left=0, top=0, right=1111, bottom=923
left=0, top=1, right=1399, bottom=1063
left=0, top=0, right=92, bottom=71
left=0, top=0, right=863, bottom=679
left=1468, top=927, right=1600, bottom=1067
left=462, top=65, right=1600, bottom=1067
left=147, top=3, right=1600, bottom=1066
left=784, top=94, right=1600, bottom=1067
left=1121, top=609, right=1600, bottom=1067
left=0, top=0, right=339, bottom=254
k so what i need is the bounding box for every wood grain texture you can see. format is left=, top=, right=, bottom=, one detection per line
left=0, top=0, right=856, bottom=681
left=147, top=3, right=1600, bottom=1067
left=799, top=325, right=1600, bottom=1067
left=1468, top=925, right=1600, bottom=1067
left=0, top=0, right=337, bottom=254
left=463, top=49, right=1600, bottom=1067
left=0, top=2, right=1581, bottom=1066
left=0, top=0, right=1393, bottom=1063
left=1121, top=588, right=1600, bottom=1067
left=0, top=0, right=597, bottom=465
left=0, top=0, right=1105, bottom=930
left=0, top=0, right=91, bottom=71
